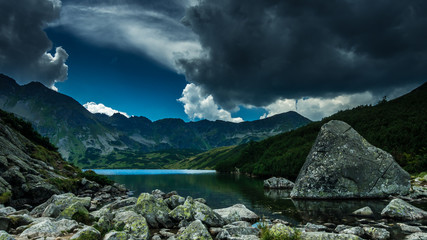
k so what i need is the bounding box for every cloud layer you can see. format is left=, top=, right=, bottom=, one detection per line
left=178, top=83, right=243, bottom=123
left=57, top=0, right=201, bottom=70
left=178, top=0, right=427, bottom=110
left=0, top=0, right=68, bottom=89
left=83, top=102, right=129, bottom=118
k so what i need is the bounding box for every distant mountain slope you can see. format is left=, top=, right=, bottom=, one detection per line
left=0, top=74, right=311, bottom=168
left=184, top=82, right=427, bottom=178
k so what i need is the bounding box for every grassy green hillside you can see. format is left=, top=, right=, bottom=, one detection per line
left=187, top=82, right=426, bottom=180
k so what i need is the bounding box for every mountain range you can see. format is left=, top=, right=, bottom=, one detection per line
left=0, top=74, right=311, bottom=168
left=179, top=81, right=427, bottom=178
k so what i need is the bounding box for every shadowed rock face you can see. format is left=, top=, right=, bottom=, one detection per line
left=291, top=120, right=410, bottom=199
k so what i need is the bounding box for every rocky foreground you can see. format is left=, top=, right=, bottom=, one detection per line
left=1, top=185, right=427, bottom=240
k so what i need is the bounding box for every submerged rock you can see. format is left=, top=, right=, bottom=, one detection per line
left=352, top=206, right=374, bottom=217
left=381, top=198, right=427, bottom=220
left=264, top=177, right=294, bottom=189
left=291, top=120, right=410, bottom=199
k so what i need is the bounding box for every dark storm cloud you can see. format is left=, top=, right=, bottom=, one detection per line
left=0, top=0, right=68, bottom=88
left=178, top=0, right=427, bottom=109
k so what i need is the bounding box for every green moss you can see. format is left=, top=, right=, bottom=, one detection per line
left=60, top=202, right=92, bottom=225
left=0, top=191, right=12, bottom=204
left=47, top=177, right=79, bottom=192
left=259, top=222, right=302, bottom=240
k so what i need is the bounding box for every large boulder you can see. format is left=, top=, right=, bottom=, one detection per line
left=381, top=198, right=427, bottom=220
left=291, top=120, right=410, bottom=199
left=175, top=220, right=212, bottom=240
left=113, top=211, right=149, bottom=240
left=169, top=197, right=225, bottom=227
left=134, top=193, right=173, bottom=228
left=31, top=193, right=91, bottom=217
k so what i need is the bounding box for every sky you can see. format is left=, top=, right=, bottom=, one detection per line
left=0, top=0, right=426, bottom=122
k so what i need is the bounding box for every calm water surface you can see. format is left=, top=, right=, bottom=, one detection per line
left=92, top=169, right=427, bottom=230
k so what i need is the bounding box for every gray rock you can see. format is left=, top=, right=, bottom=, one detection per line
left=0, top=207, right=15, bottom=216
left=352, top=206, right=374, bottom=217
left=42, top=203, right=61, bottom=218
left=397, top=223, right=422, bottom=233
left=7, top=214, right=34, bottom=228
left=0, top=230, right=14, bottom=240
left=175, top=220, right=213, bottom=240
left=113, top=211, right=149, bottom=240
left=31, top=193, right=91, bottom=217
left=304, top=222, right=328, bottom=232
left=405, top=232, right=427, bottom=240
left=103, top=230, right=129, bottom=240
left=214, top=204, right=259, bottom=223
left=165, top=195, right=185, bottom=209
left=70, top=226, right=101, bottom=240
left=340, top=227, right=364, bottom=237
left=169, top=197, right=225, bottom=227
left=264, top=177, right=294, bottom=189
left=216, top=221, right=259, bottom=239
left=291, top=120, right=410, bottom=199
left=134, top=193, right=174, bottom=228
left=266, top=223, right=299, bottom=239
left=19, top=219, right=78, bottom=238
left=363, top=227, right=390, bottom=240
left=381, top=198, right=427, bottom=220
left=152, top=189, right=165, bottom=199
left=302, top=232, right=363, bottom=240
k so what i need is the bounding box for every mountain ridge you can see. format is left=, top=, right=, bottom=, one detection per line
left=0, top=74, right=311, bottom=168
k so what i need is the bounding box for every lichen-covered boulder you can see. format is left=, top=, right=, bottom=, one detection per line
left=214, top=204, right=259, bottom=223
left=19, top=219, right=78, bottom=238
left=176, top=220, right=213, bottom=240
left=268, top=223, right=298, bottom=239
left=291, top=120, right=410, bottom=199
left=381, top=198, right=427, bottom=220
left=113, top=211, right=149, bottom=240
left=264, top=177, right=294, bottom=189
left=0, top=230, right=14, bottom=240
left=70, top=226, right=101, bottom=240
left=165, top=194, right=185, bottom=209
left=103, top=230, right=129, bottom=240
left=134, top=193, right=173, bottom=228
left=170, top=197, right=225, bottom=227
left=31, top=193, right=91, bottom=217
left=59, top=202, right=91, bottom=224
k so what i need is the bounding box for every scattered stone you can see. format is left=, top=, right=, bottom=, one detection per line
left=0, top=207, right=16, bottom=216
left=165, top=195, right=185, bottom=209
left=381, top=198, right=427, bottom=220
left=103, top=230, right=129, bottom=240
left=159, top=228, right=175, bottom=238
left=291, top=120, right=411, bottom=199
left=59, top=202, right=90, bottom=224
left=267, top=223, right=298, bottom=239
left=20, top=219, right=78, bottom=238
left=340, top=226, right=364, bottom=237
left=405, top=232, right=427, bottom=240
left=175, top=220, right=212, bottom=240
left=264, top=177, right=294, bottom=189
left=352, top=206, right=374, bottom=217
left=214, top=204, right=259, bottom=223
left=305, top=222, right=328, bottom=232
left=302, top=232, right=364, bottom=240
left=397, top=223, right=422, bottom=233
left=363, top=226, right=390, bottom=240
left=335, top=225, right=351, bottom=233
left=152, top=189, right=165, bottom=199
left=169, top=197, right=225, bottom=227
left=216, top=221, right=259, bottom=240
left=70, top=226, right=101, bottom=240
left=31, top=193, right=91, bottom=217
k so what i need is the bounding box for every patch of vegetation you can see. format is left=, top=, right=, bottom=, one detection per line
left=79, top=170, right=113, bottom=186
left=214, top=82, right=427, bottom=179
left=0, top=109, right=57, bottom=151
left=47, top=178, right=79, bottom=192
left=0, top=191, right=12, bottom=204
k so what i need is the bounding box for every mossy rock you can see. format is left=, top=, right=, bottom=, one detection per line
left=113, top=211, right=149, bottom=240
left=60, top=202, right=91, bottom=224
left=134, top=193, right=173, bottom=228
left=70, top=226, right=100, bottom=240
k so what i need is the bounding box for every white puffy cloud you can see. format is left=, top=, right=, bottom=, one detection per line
left=55, top=3, right=202, bottom=70
left=261, top=92, right=376, bottom=121
left=83, top=102, right=129, bottom=118
left=178, top=83, right=243, bottom=123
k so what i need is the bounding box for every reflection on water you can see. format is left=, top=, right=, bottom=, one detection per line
left=103, top=170, right=427, bottom=228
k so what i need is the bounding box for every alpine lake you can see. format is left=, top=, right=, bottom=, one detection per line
left=92, top=169, right=427, bottom=238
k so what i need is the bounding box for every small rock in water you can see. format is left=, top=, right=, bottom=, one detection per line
left=263, top=177, right=294, bottom=189
left=352, top=206, right=374, bottom=217
left=304, top=222, right=328, bottom=232
left=381, top=198, right=427, bottom=220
